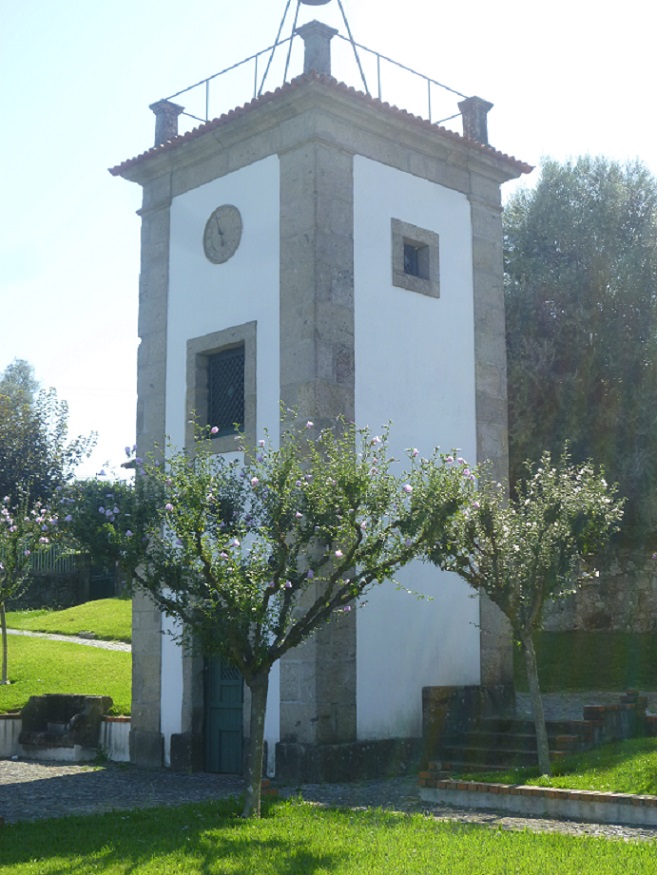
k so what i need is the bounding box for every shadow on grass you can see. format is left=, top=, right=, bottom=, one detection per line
left=0, top=798, right=349, bottom=875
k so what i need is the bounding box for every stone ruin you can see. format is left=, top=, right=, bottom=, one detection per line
left=18, top=694, right=113, bottom=761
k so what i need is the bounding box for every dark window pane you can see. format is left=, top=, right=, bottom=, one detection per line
left=208, top=347, right=245, bottom=437
left=404, top=243, right=420, bottom=276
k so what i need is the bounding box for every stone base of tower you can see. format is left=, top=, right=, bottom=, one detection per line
left=275, top=738, right=424, bottom=784
left=130, top=729, right=164, bottom=768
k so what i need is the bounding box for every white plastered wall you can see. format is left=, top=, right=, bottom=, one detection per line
left=160, top=155, right=281, bottom=770
left=353, top=156, right=481, bottom=740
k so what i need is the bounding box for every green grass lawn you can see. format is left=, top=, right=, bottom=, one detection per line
left=5, top=598, right=132, bottom=642
left=0, top=636, right=130, bottom=715
left=0, top=798, right=655, bottom=875
left=514, top=631, right=657, bottom=691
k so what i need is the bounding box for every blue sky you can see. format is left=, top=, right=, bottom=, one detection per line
left=2, top=0, right=654, bottom=478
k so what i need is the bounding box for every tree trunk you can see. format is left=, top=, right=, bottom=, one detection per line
left=241, top=669, right=270, bottom=818
left=521, top=633, right=551, bottom=776
left=1, top=601, right=8, bottom=685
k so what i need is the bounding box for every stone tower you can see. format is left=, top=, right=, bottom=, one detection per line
left=111, top=17, right=530, bottom=777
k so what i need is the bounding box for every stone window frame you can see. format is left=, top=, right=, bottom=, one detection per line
left=186, top=321, right=257, bottom=453
left=391, top=218, right=440, bottom=298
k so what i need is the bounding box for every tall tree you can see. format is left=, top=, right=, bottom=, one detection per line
left=0, top=360, right=94, bottom=506
left=95, top=421, right=478, bottom=817
left=429, top=450, right=623, bottom=775
left=504, top=158, right=657, bottom=548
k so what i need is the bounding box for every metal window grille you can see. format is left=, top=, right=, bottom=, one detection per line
left=208, top=347, right=245, bottom=437
left=220, top=663, right=242, bottom=681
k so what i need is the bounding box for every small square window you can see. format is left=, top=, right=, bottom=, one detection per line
left=392, top=219, right=440, bottom=298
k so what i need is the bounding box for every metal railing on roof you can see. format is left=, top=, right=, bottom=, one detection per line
left=162, top=33, right=467, bottom=136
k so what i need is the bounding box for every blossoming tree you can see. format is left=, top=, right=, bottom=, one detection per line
left=0, top=494, right=58, bottom=684
left=107, top=420, right=478, bottom=817
left=428, top=449, right=623, bottom=775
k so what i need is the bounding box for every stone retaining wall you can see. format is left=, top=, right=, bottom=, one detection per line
left=542, top=552, right=657, bottom=632
left=419, top=779, right=657, bottom=827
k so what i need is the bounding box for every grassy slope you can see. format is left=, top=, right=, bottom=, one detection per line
left=5, top=598, right=132, bottom=643
left=0, top=636, right=130, bottom=715
left=459, top=737, right=657, bottom=794
left=0, top=799, right=655, bottom=875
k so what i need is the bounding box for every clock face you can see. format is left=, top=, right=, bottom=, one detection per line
left=203, top=205, right=243, bottom=264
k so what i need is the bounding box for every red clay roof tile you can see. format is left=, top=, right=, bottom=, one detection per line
left=110, top=71, right=532, bottom=177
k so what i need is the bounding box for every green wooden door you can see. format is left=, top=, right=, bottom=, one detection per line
left=204, top=657, right=244, bottom=773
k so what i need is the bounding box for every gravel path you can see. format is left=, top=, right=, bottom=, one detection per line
left=3, top=683, right=657, bottom=840
left=2, top=760, right=657, bottom=841
left=5, top=629, right=130, bottom=652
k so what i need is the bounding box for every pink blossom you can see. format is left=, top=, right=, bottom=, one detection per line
left=284, top=580, right=292, bottom=589
left=335, top=549, right=344, bottom=558
left=295, top=512, right=303, bottom=519
left=472, top=501, right=481, bottom=510
left=305, top=421, right=314, bottom=429
left=165, top=503, right=174, bottom=512
left=258, top=439, right=266, bottom=448
left=251, top=477, right=259, bottom=487
left=210, top=426, right=219, bottom=435
left=220, top=552, right=229, bottom=560
left=126, top=530, right=134, bottom=537
left=411, top=448, right=419, bottom=458
left=403, top=484, right=413, bottom=494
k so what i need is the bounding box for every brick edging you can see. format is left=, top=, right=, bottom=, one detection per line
left=419, top=778, right=657, bottom=827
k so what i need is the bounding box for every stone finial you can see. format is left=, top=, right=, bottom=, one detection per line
left=458, top=96, right=494, bottom=145
left=296, top=20, right=339, bottom=76
left=149, top=99, right=185, bottom=147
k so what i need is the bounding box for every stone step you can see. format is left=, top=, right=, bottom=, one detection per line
left=478, top=717, right=597, bottom=738
left=438, top=743, right=569, bottom=768
left=451, top=730, right=581, bottom=753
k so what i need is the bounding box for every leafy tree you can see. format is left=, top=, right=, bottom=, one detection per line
left=0, top=359, right=95, bottom=507
left=504, top=158, right=657, bottom=549
left=0, top=493, right=59, bottom=684
left=59, top=476, right=140, bottom=576
left=429, top=449, right=623, bottom=775
left=101, top=420, right=478, bottom=817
